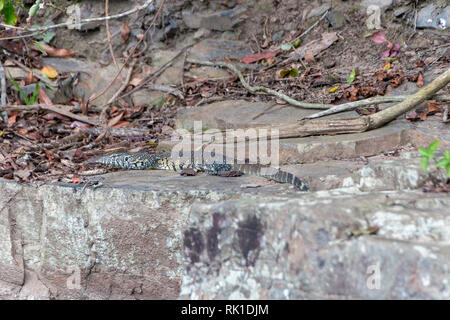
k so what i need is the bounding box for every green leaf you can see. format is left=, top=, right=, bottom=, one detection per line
left=420, top=157, right=429, bottom=172
left=28, top=0, right=41, bottom=18
left=428, top=140, right=440, bottom=153
left=0, top=0, right=4, bottom=12
left=1, top=0, right=17, bottom=26
left=418, top=148, right=431, bottom=157
left=281, top=43, right=293, bottom=51
left=293, top=38, right=302, bottom=48
left=34, top=41, right=47, bottom=55
left=347, top=68, right=357, bottom=84
left=30, top=82, right=40, bottom=105
left=8, top=71, right=30, bottom=105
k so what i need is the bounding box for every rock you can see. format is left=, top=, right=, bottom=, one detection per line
left=272, top=30, right=284, bottom=41
left=193, top=28, right=211, bottom=40
left=360, top=0, right=393, bottom=10
left=326, top=10, right=346, bottom=29
left=416, top=4, right=449, bottom=30
left=1, top=152, right=450, bottom=299
left=188, top=39, right=253, bottom=62
left=180, top=190, right=450, bottom=299
left=182, top=9, right=201, bottom=29
left=200, top=6, right=246, bottom=31
left=307, top=3, right=331, bottom=19
left=393, top=5, right=412, bottom=17
left=65, top=3, right=104, bottom=31
left=182, top=6, right=246, bottom=31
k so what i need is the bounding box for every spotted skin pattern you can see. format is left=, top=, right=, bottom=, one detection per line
left=92, top=152, right=309, bottom=191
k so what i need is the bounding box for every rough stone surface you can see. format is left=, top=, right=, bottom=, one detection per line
left=307, top=3, right=331, bottom=19
left=1, top=153, right=449, bottom=299
left=360, top=0, right=393, bottom=10
left=180, top=191, right=450, bottom=299
left=416, top=3, right=449, bottom=30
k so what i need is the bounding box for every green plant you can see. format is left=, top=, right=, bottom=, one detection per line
left=418, top=140, right=450, bottom=179
left=0, top=0, right=18, bottom=25
left=8, top=72, right=40, bottom=105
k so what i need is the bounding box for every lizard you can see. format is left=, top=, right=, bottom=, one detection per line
left=89, top=151, right=309, bottom=191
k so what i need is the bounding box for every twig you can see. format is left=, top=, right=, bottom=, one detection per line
left=305, top=94, right=450, bottom=119
left=146, top=84, right=184, bottom=99
left=105, top=0, right=118, bottom=69
left=88, top=0, right=165, bottom=105
left=10, top=59, right=57, bottom=87
left=187, top=58, right=330, bottom=109
left=0, top=0, right=154, bottom=39
left=0, top=60, right=6, bottom=106
left=101, top=58, right=137, bottom=108
left=119, top=41, right=196, bottom=100
left=0, top=104, right=97, bottom=125
left=289, top=10, right=329, bottom=47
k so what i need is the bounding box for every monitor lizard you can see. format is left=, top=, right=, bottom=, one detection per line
left=89, top=151, right=309, bottom=191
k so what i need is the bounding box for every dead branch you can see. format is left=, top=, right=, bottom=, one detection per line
left=0, top=104, right=97, bottom=125
left=305, top=94, right=450, bottom=119
left=187, top=58, right=330, bottom=109
left=217, top=67, right=450, bottom=140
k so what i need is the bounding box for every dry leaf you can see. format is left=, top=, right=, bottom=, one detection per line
left=41, top=65, right=58, bottom=79
left=38, top=87, right=53, bottom=105
left=108, top=112, right=124, bottom=127
left=121, top=22, right=130, bottom=43
left=304, top=52, right=315, bottom=63
left=417, top=72, right=424, bottom=88
left=37, top=43, right=76, bottom=58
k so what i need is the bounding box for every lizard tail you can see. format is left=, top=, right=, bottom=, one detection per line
left=233, top=164, right=309, bottom=191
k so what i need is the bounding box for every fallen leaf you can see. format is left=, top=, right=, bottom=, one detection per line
left=241, top=50, right=281, bottom=64
left=121, top=22, right=130, bottom=43
left=38, top=87, right=53, bottom=105
left=300, top=32, right=338, bottom=58
left=36, top=43, right=76, bottom=58
left=41, top=65, right=58, bottom=79
left=8, top=110, right=18, bottom=124
left=416, top=72, right=424, bottom=87
left=304, top=52, right=315, bottom=63
left=42, top=113, right=70, bottom=121
left=427, top=102, right=442, bottom=115
left=371, top=30, right=386, bottom=44
left=279, top=68, right=299, bottom=78
left=108, top=112, right=124, bottom=127
left=329, top=86, right=339, bottom=93
left=72, top=177, right=81, bottom=184
left=406, top=110, right=427, bottom=121
left=113, top=121, right=130, bottom=128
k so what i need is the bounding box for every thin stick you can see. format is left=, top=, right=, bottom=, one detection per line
left=88, top=0, right=165, bottom=105
left=0, top=60, right=6, bottom=106
left=305, top=94, right=450, bottom=119
left=0, top=0, right=154, bottom=38
left=105, top=0, right=118, bottom=69
left=119, top=41, right=196, bottom=99
left=186, top=58, right=330, bottom=109
left=0, top=104, right=97, bottom=125
left=187, top=58, right=450, bottom=113
left=102, top=59, right=136, bottom=107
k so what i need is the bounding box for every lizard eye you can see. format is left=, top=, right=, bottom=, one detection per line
left=124, top=156, right=129, bottom=162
